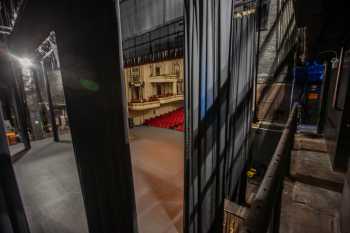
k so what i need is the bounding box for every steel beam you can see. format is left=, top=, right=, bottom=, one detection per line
left=40, top=62, right=59, bottom=142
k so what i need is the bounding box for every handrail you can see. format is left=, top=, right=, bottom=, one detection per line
left=239, top=102, right=300, bottom=233
left=332, top=47, right=344, bottom=110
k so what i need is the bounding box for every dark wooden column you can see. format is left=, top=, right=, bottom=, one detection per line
left=54, top=1, right=138, bottom=233
left=0, top=103, right=30, bottom=233
left=9, top=0, right=138, bottom=232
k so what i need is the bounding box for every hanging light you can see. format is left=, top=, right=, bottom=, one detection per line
left=17, top=57, right=33, bottom=68
left=7, top=52, right=33, bottom=68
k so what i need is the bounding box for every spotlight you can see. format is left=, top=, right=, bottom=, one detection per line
left=18, top=57, right=33, bottom=68
left=7, top=53, right=34, bottom=68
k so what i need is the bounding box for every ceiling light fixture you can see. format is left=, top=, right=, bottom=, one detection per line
left=17, top=57, right=33, bottom=68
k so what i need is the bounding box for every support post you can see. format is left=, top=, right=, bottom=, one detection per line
left=317, top=62, right=331, bottom=133
left=54, top=1, right=138, bottom=233
left=253, top=0, right=263, bottom=122
left=8, top=1, right=138, bottom=232
left=12, top=65, right=31, bottom=150
left=40, top=62, right=59, bottom=142
left=32, top=68, right=48, bottom=134
left=22, top=69, right=45, bottom=140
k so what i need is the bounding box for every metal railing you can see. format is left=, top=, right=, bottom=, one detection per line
left=240, top=103, right=299, bottom=233
left=226, top=103, right=300, bottom=233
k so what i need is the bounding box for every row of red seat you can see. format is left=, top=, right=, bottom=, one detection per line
left=145, top=108, right=184, bottom=131
left=175, top=124, right=184, bottom=132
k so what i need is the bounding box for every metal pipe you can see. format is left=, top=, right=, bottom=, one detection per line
left=332, top=47, right=344, bottom=110
left=252, top=0, right=262, bottom=122
left=239, top=103, right=300, bottom=233
left=253, top=0, right=262, bottom=122
left=289, top=52, right=297, bottom=112
left=317, top=62, right=331, bottom=133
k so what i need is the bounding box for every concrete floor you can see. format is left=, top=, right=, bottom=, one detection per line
left=279, top=134, right=344, bottom=233
left=13, top=136, right=89, bottom=233
left=280, top=180, right=341, bottom=233
left=13, top=126, right=184, bottom=233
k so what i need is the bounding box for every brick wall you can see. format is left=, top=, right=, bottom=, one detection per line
left=256, top=0, right=296, bottom=123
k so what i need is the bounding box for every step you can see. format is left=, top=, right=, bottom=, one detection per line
left=280, top=180, right=341, bottom=233
left=294, top=134, right=328, bottom=153
left=291, top=150, right=344, bottom=192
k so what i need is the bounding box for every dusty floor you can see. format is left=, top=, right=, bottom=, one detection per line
left=13, top=136, right=89, bottom=233
left=13, top=126, right=184, bottom=233
left=279, top=134, right=344, bottom=233
left=130, top=126, right=184, bottom=233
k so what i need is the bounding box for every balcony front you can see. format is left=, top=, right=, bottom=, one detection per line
left=159, top=95, right=184, bottom=104
left=149, top=74, right=178, bottom=83
left=128, top=95, right=184, bottom=111
left=128, top=77, right=144, bottom=87
left=128, top=100, right=160, bottom=111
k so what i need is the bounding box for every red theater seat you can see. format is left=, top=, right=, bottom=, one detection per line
left=144, top=108, right=184, bottom=131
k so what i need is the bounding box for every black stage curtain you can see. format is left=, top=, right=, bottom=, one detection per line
left=0, top=104, right=30, bottom=233
left=184, top=1, right=256, bottom=232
